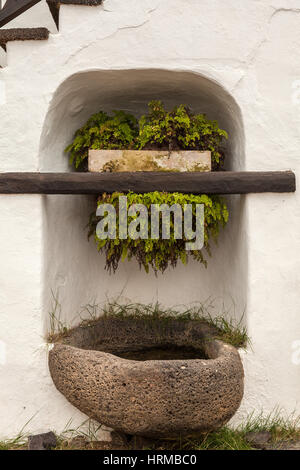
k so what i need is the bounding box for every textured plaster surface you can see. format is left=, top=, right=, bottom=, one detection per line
left=0, top=0, right=299, bottom=437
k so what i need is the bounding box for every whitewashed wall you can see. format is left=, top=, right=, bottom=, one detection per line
left=0, top=0, right=300, bottom=438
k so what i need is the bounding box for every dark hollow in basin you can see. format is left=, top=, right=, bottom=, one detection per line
left=115, top=344, right=209, bottom=361
left=49, top=316, right=244, bottom=438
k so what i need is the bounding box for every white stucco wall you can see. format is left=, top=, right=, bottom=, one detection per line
left=0, top=0, right=300, bottom=437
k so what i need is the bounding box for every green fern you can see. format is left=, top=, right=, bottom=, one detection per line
left=65, top=110, right=138, bottom=169
left=89, top=191, right=228, bottom=274
left=65, top=101, right=228, bottom=170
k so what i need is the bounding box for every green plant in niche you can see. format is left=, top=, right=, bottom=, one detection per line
left=138, top=101, right=228, bottom=169
left=65, top=110, right=138, bottom=169
left=88, top=191, right=229, bottom=274
left=64, top=102, right=229, bottom=273
left=65, top=101, right=228, bottom=170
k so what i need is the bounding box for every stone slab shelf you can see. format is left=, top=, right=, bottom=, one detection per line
left=0, top=171, right=295, bottom=195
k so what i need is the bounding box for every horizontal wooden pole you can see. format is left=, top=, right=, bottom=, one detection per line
left=0, top=171, right=295, bottom=195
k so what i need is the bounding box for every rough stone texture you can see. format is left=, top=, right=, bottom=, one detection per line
left=49, top=317, right=244, bottom=438
left=244, top=431, right=272, bottom=449
left=88, top=150, right=211, bottom=172
left=269, top=441, right=300, bottom=451
left=244, top=432, right=300, bottom=451
left=68, top=432, right=128, bottom=450
left=28, top=431, right=57, bottom=450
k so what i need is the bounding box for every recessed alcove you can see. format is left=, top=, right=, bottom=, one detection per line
left=39, top=69, right=247, bottom=331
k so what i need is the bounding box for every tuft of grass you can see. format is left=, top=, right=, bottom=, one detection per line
left=240, top=408, right=300, bottom=442
left=135, top=409, right=300, bottom=451
left=53, top=418, right=105, bottom=450
left=46, top=297, right=249, bottom=349
left=0, top=434, right=27, bottom=451
left=209, top=315, right=248, bottom=349
left=171, top=409, right=300, bottom=451
left=48, top=290, right=70, bottom=343
left=0, top=415, right=37, bottom=450
left=1, top=410, right=300, bottom=450
left=168, top=428, right=254, bottom=451
left=94, top=300, right=249, bottom=349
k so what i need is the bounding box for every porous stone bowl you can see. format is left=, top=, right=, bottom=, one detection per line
left=48, top=317, right=244, bottom=438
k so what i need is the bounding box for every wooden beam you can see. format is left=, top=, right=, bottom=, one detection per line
left=0, top=0, right=41, bottom=28
left=56, top=0, right=103, bottom=4
left=0, top=171, right=295, bottom=195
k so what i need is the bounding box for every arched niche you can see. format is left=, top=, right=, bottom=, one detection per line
left=39, top=69, right=246, bottom=332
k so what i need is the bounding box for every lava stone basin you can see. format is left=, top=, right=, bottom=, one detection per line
left=49, top=317, right=244, bottom=438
